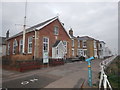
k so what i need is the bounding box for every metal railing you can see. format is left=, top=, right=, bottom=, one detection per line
left=99, top=55, right=117, bottom=90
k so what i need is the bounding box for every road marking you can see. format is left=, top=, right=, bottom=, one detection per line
left=21, top=78, right=38, bottom=85
left=21, top=81, right=29, bottom=85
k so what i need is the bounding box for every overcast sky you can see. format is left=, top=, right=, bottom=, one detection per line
left=1, top=0, right=118, bottom=54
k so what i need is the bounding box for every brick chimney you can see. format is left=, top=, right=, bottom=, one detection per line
left=69, top=28, right=73, bottom=37
left=6, top=30, right=9, bottom=38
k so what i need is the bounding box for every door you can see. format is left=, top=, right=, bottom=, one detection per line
left=43, top=37, right=49, bottom=63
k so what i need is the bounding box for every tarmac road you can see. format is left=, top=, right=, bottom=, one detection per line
left=2, top=56, right=116, bottom=89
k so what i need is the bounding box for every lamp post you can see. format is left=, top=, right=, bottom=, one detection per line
left=85, top=56, right=94, bottom=87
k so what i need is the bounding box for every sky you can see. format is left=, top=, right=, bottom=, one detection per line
left=1, top=0, right=118, bottom=54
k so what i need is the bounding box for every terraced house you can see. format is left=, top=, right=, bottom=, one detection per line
left=76, top=36, right=99, bottom=58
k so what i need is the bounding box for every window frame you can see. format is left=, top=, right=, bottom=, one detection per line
left=7, top=42, right=10, bottom=55
left=19, top=39, right=23, bottom=54
left=13, top=39, right=17, bottom=54
left=54, top=26, right=59, bottom=35
left=43, top=37, right=49, bottom=52
left=28, top=36, right=33, bottom=54
left=72, top=39, right=74, bottom=47
left=82, top=40, right=87, bottom=48
left=78, top=40, right=80, bottom=47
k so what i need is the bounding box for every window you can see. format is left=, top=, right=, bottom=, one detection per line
left=72, top=48, right=74, bottom=56
left=78, top=40, right=80, bottom=47
left=7, top=42, right=10, bottom=55
left=28, top=37, right=32, bottom=53
left=84, top=50, right=87, bottom=56
left=56, top=47, right=59, bottom=55
left=72, top=39, right=74, bottom=47
left=43, top=37, right=49, bottom=52
left=100, top=43, right=102, bottom=48
left=19, top=39, right=23, bottom=54
left=13, top=39, right=18, bottom=54
left=82, top=40, right=87, bottom=47
left=78, top=49, right=84, bottom=56
left=63, top=41, right=67, bottom=53
left=54, top=26, right=59, bottom=35
left=94, top=41, right=96, bottom=48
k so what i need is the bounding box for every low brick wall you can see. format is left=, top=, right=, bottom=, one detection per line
left=2, top=58, right=65, bottom=72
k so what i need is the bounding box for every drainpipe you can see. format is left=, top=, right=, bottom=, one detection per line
left=34, top=29, right=37, bottom=60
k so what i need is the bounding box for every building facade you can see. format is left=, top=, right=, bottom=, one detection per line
left=6, top=17, right=72, bottom=62
left=5, top=16, right=112, bottom=62
left=76, top=36, right=98, bottom=58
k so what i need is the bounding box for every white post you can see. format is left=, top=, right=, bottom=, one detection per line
left=103, top=74, right=107, bottom=90
left=22, top=0, right=27, bottom=54
left=106, top=79, right=112, bottom=90
left=99, top=65, right=104, bottom=89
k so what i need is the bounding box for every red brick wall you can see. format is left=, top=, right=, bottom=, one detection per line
left=6, top=19, right=72, bottom=61
left=38, top=19, right=71, bottom=58
left=6, top=31, right=35, bottom=61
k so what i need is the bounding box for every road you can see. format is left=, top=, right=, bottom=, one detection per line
left=2, top=56, right=116, bottom=89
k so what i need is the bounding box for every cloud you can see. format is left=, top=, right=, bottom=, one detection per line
left=1, top=2, right=118, bottom=54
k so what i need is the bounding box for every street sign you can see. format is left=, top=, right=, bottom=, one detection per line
left=43, top=52, right=49, bottom=63
left=85, top=56, right=94, bottom=87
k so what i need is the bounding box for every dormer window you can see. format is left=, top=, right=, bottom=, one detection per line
left=54, top=26, right=59, bottom=35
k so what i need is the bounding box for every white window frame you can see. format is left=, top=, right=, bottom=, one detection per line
left=94, top=40, right=97, bottom=49
left=13, top=39, right=17, bottom=54
left=72, top=39, right=74, bottom=47
left=83, top=49, right=87, bottom=57
left=77, top=49, right=84, bottom=56
left=54, top=26, right=59, bottom=35
left=78, top=40, right=80, bottom=48
left=19, top=39, right=23, bottom=54
left=43, top=37, right=49, bottom=52
left=82, top=40, right=87, bottom=48
left=28, top=36, right=33, bottom=53
left=63, top=41, right=67, bottom=53
left=7, top=42, right=10, bottom=55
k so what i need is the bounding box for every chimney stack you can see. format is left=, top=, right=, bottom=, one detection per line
left=69, top=28, right=73, bottom=37
left=6, top=30, right=9, bottom=38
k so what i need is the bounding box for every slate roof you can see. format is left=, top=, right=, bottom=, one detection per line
left=77, top=36, right=95, bottom=40
left=100, top=41, right=106, bottom=44
left=0, top=37, right=6, bottom=45
left=7, top=16, right=58, bottom=40
left=52, top=40, right=61, bottom=47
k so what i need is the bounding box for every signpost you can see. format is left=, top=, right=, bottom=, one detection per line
left=85, top=56, right=94, bottom=87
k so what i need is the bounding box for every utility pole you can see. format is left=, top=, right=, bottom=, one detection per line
left=22, top=0, right=27, bottom=54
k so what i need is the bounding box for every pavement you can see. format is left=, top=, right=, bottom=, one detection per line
left=1, top=56, right=116, bottom=89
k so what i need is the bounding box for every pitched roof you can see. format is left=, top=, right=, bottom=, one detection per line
left=52, top=40, right=61, bottom=47
left=7, top=16, right=58, bottom=40
left=0, top=37, right=6, bottom=45
left=100, top=41, right=106, bottom=44
left=77, top=36, right=95, bottom=40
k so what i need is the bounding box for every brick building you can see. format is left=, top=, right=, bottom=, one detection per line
left=6, top=16, right=72, bottom=62
left=75, top=35, right=99, bottom=58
